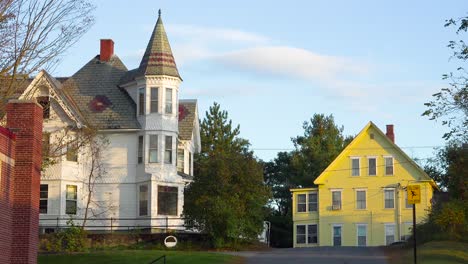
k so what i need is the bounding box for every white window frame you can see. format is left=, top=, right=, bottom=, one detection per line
left=148, top=135, right=158, bottom=163
left=332, top=224, right=343, bottom=246
left=351, top=157, right=360, bottom=176
left=308, top=192, right=318, bottom=212
left=307, top=224, right=318, bottom=244
left=384, top=223, right=396, bottom=245
left=367, top=156, right=377, bottom=176
left=138, top=136, right=144, bottom=164
left=384, top=188, right=395, bottom=209
left=384, top=156, right=394, bottom=176
left=150, top=87, right=159, bottom=113
left=165, top=87, right=173, bottom=114
left=297, top=194, right=306, bottom=213
left=40, top=184, right=48, bottom=214
left=65, top=185, right=77, bottom=215
left=356, top=224, right=367, bottom=246
left=164, top=135, right=173, bottom=164
left=355, top=189, right=367, bottom=210
left=138, top=184, right=149, bottom=216
left=296, top=224, right=306, bottom=244
left=138, top=87, right=145, bottom=115
left=331, top=189, right=342, bottom=210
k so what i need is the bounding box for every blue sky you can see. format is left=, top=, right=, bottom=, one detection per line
left=53, top=0, right=467, bottom=161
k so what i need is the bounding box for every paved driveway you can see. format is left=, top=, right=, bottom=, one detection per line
left=230, top=247, right=389, bottom=264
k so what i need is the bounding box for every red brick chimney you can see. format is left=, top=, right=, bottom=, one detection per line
left=100, top=39, right=114, bottom=61
left=386, top=124, right=395, bottom=143
left=6, top=100, right=43, bottom=264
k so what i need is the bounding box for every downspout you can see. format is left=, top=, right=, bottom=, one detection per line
left=396, top=183, right=401, bottom=241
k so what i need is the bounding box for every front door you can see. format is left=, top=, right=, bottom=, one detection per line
left=333, top=226, right=342, bottom=246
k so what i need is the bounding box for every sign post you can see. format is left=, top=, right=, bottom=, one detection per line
left=407, top=185, right=421, bottom=264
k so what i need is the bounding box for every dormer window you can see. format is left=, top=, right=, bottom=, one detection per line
left=150, top=87, right=159, bottom=113
left=165, top=88, right=172, bottom=114
left=36, top=96, right=50, bottom=119
left=138, top=88, right=145, bottom=115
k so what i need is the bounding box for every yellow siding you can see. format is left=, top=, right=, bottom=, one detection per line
left=291, top=123, right=435, bottom=247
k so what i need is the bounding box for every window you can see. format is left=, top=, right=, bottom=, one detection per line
left=368, top=157, right=376, bottom=176
left=165, top=88, right=172, bottom=114
left=308, top=224, right=318, bottom=244
left=351, top=158, right=360, bottom=176
left=138, top=88, right=145, bottom=115
left=66, top=142, right=77, bottom=162
left=356, top=190, right=366, bottom=209
left=332, top=190, right=342, bottom=210
left=385, top=157, right=394, bottom=175
left=297, top=194, right=306, bottom=212
left=164, top=136, right=172, bottom=164
left=150, top=87, right=158, bottom=113
left=65, top=185, right=77, bottom=215
left=333, top=225, right=342, bottom=246
left=189, top=152, right=192, bottom=175
left=37, top=96, right=50, bottom=119
left=385, top=224, right=395, bottom=245
left=138, top=136, right=143, bottom=164
left=296, top=225, right=306, bottom=244
left=308, top=193, right=318, bottom=212
left=158, top=186, right=178, bottom=215
left=177, top=149, right=184, bottom=173
left=40, top=184, right=48, bottom=214
left=384, top=189, right=395, bottom=209
left=405, top=191, right=413, bottom=209
left=139, top=185, right=148, bottom=216
left=357, top=224, right=367, bottom=246
left=149, top=135, right=158, bottom=163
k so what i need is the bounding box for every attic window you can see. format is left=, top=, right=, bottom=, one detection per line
left=89, top=95, right=112, bottom=112
left=370, top=133, right=375, bottom=139
left=36, top=96, right=50, bottom=119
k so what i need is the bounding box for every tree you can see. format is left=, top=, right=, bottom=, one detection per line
left=290, top=114, right=353, bottom=187
left=0, top=0, right=94, bottom=110
left=423, top=15, right=468, bottom=142
left=183, top=102, right=270, bottom=248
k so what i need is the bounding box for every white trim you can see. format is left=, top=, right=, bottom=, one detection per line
left=383, top=156, right=394, bottom=176
left=308, top=191, right=318, bottom=212
left=356, top=223, right=368, bottom=246
left=331, top=224, right=343, bottom=246
left=384, top=188, right=396, bottom=209
left=331, top=189, right=342, bottom=210
left=355, top=189, right=367, bottom=210
left=351, top=157, right=360, bottom=176
left=0, top=152, right=15, bottom=166
left=367, top=156, right=377, bottom=176
left=295, top=224, right=307, bottom=245
left=384, top=223, right=396, bottom=245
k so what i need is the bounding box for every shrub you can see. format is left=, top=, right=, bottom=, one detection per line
left=433, top=200, right=467, bottom=241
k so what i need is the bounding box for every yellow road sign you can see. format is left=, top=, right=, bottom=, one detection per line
left=407, top=185, right=421, bottom=204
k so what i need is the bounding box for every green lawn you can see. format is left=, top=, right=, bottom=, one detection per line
left=38, top=250, right=242, bottom=264
left=387, top=241, right=468, bottom=264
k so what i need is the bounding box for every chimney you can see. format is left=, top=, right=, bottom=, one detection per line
left=100, top=39, right=114, bottom=61
left=386, top=124, right=395, bottom=143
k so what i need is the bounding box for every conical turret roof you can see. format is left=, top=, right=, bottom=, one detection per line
left=138, top=10, right=181, bottom=79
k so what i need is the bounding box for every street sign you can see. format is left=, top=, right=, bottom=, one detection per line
left=407, top=185, right=421, bottom=204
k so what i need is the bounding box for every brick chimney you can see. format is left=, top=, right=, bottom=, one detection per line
left=100, top=39, right=114, bottom=61
left=386, top=124, right=395, bottom=143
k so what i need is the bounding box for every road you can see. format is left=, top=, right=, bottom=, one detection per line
left=230, top=247, right=389, bottom=264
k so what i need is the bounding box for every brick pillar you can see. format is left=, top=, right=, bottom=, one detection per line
left=0, top=127, right=16, bottom=264
left=6, top=100, right=43, bottom=264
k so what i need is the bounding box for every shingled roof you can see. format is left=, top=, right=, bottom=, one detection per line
left=120, top=10, right=181, bottom=84
left=63, top=55, right=140, bottom=129
left=178, top=100, right=197, bottom=140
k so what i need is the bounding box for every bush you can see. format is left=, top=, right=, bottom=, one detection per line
left=40, top=219, right=88, bottom=252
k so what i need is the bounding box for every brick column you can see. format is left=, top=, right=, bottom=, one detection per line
left=6, top=100, right=43, bottom=264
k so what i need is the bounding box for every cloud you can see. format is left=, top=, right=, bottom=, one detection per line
left=166, top=24, right=269, bottom=44
left=214, top=46, right=370, bottom=82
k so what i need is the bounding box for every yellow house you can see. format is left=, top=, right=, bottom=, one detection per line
left=291, top=122, right=437, bottom=247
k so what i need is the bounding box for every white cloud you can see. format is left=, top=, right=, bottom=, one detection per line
left=214, top=46, right=370, bottom=82
left=166, top=24, right=269, bottom=44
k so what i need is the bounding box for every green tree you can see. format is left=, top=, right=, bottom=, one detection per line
left=291, top=114, right=353, bottom=187
left=423, top=16, right=468, bottom=141
left=183, top=102, right=270, bottom=248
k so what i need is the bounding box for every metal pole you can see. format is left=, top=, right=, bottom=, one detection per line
left=110, top=217, right=113, bottom=233
left=413, top=204, right=417, bottom=264
left=56, top=217, right=59, bottom=231
left=165, top=217, right=168, bottom=233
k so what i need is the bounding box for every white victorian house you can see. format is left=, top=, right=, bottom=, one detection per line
left=15, top=11, right=201, bottom=232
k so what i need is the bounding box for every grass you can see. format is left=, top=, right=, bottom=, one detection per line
left=386, top=241, right=468, bottom=264
left=38, top=250, right=243, bottom=264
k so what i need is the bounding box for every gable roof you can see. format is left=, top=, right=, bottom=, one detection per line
left=178, top=100, right=197, bottom=140
left=120, top=11, right=181, bottom=84
left=19, top=70, right=85, bottom=127
left=313, top=121, right=438, bottom=189
left=63, top=55, right=140, bottom=129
